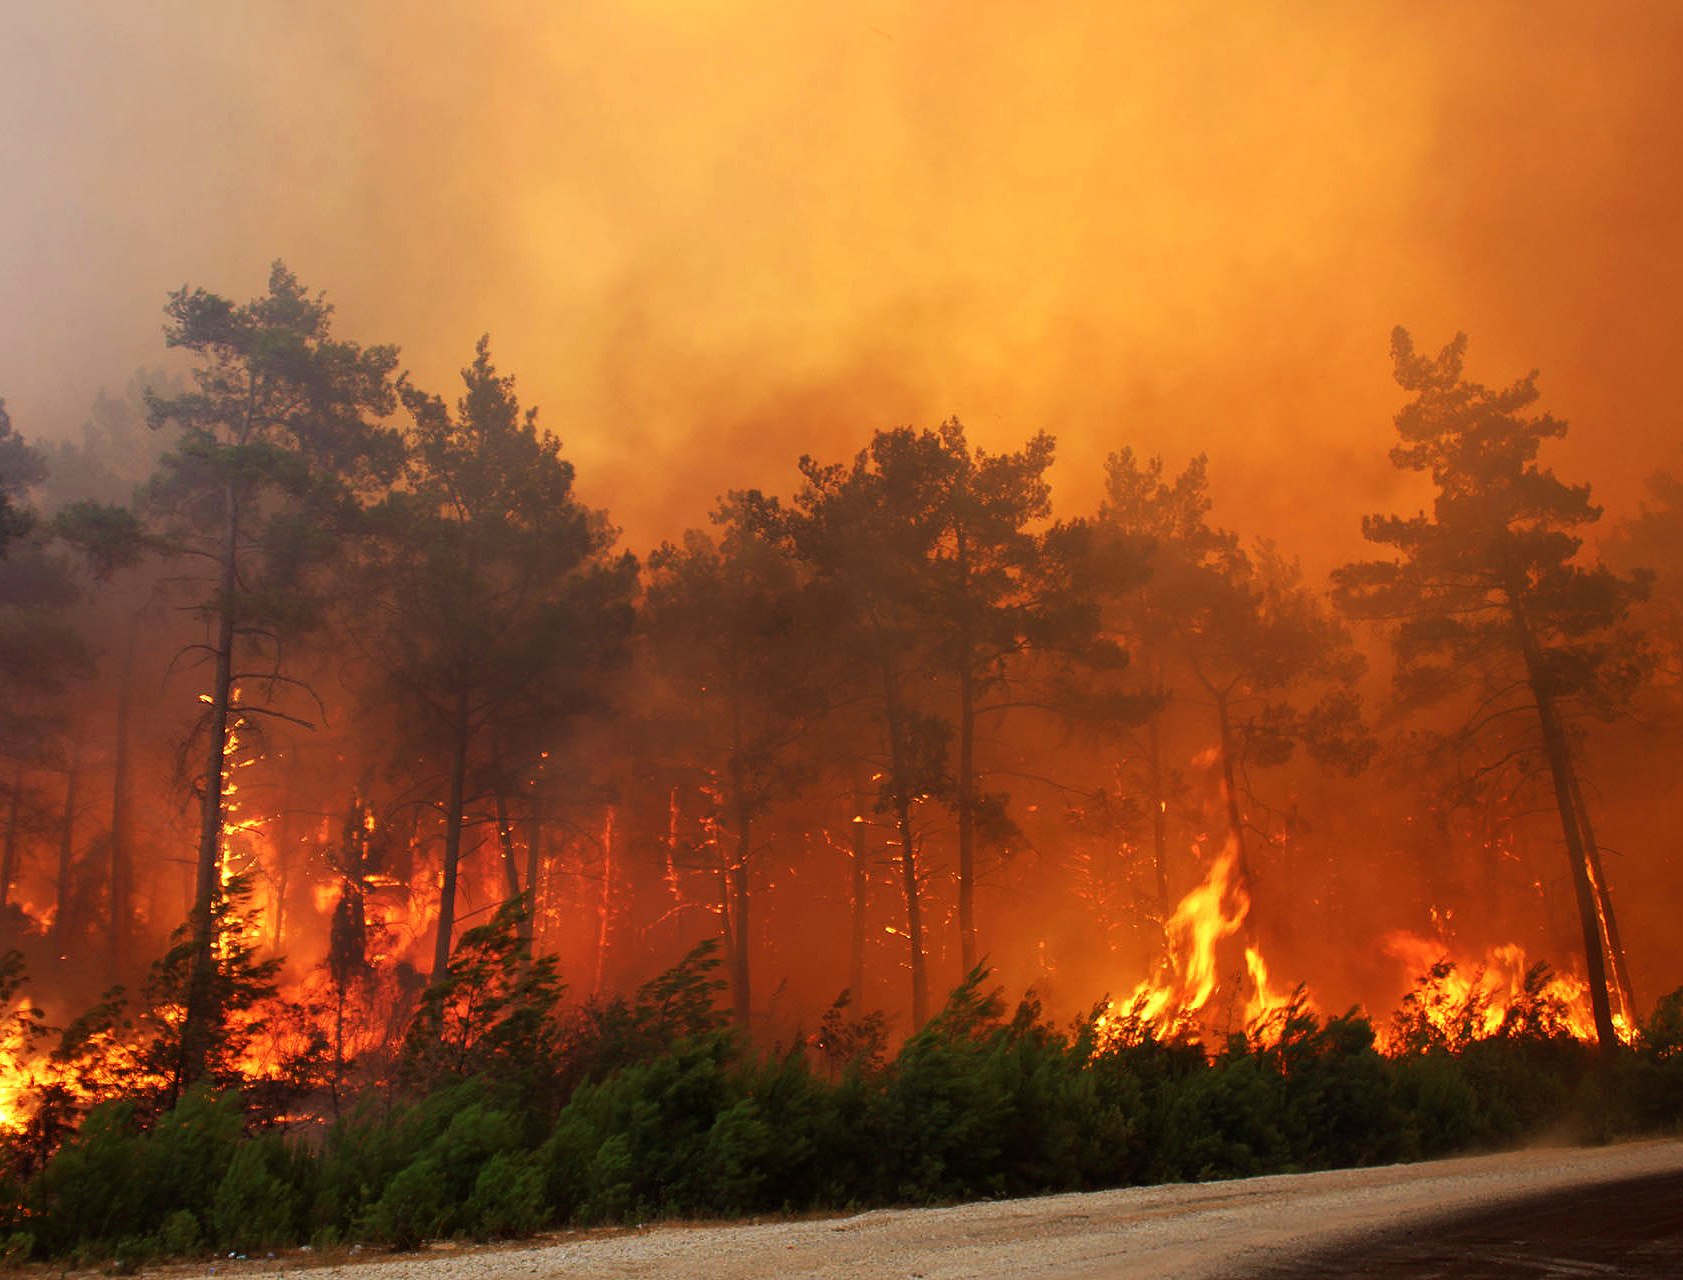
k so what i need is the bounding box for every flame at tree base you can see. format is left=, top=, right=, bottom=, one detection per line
left=1094, top=837, right=1629, bottom=1055
left=1097, top=836, right=1310, bottom=1047
left=1379, top=930, right=1632, bottom=1051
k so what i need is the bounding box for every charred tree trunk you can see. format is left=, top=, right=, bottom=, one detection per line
left=1207, top=686, right=1259, bottom=1019
left=592, top=805, right=617, bottom=997
left=1212, top=692, right=1251, bottom=902
left=268, top=800, right=295, bottom=954
left=1147, top=710, right=1171, bottom=919
left=881, top=660, right=928, bottom=1027
left=894, top=792, right=926, bottom=1027
left=52, top=737, right=80, bottom=957
left=955, top=529, right=979, bottom=974
left=523, top=779, right=543, bottom=957
left=1513, top=611, right=1618, bottom=1055
left=431, top=685, right=472, bottom=983
left=1567, top=763, right=1635, bottom=1026
left=490, top=742, right=523, bottom=904
left=182, top=479, right=240, bottom=1099
left=956, top=657, right=977, bottom=974
left=849, top=804, right=869, bottom=1006
left=727, top=772, right=752, bottom=1031
left=108, top=621, right=137, bottom=980
left=715, top=844, right=734, bottom=994
left=0, top=772, right=20, bottom=946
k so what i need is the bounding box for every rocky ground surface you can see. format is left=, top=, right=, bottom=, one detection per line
left=149, top=1138, right=1683, bottom=1279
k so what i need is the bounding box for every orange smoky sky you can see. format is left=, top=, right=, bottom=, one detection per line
left=2, top=1, right=1680, bottom=564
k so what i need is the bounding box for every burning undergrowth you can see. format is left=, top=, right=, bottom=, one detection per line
left=0, top=908, right=1679, bottom=1265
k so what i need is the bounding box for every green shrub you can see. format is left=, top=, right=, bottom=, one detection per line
left=363, top=1155, right=444, bottom=1251
left=138, top=1087, right=246, bottom=1229
left=0, top=1229, right=34, bottom=1266
left=431, top=1102, right=520, bottom=1221
left=209, top=1137, right=300, bottom=1253
left=1268, top=1008, right=1404, bottom=1168
left=1161, top=1052, right=1290, bottom=1179
left=466, top=1152, right=545, bottom=1239
left=32, top=1100, right=148, bottom=1254
left=1640, top=988, right=1683, bottom=1062
left=698, top=1098, right=774, bottom=1212
left=31, top=1087, right=244, bottom=1254
left=878, top=975, right=1011, bottom=1200
left=311, top=1099, right=423, bottom=1237
left=1392, top=1051, right=1480, bottom=1155
left=155, top=1209, right=201, bottom=1257
left=17, top=962, right=1680, bottom=1259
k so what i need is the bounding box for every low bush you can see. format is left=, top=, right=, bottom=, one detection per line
left=8, top=953, right=1683, bottom=1261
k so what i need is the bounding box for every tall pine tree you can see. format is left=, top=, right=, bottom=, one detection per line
left=1333, top=329, right=1649, bottom=1053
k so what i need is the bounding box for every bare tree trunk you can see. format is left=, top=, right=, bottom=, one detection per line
left=0, top=772, right=20, bottom=947
left=194, top=489, right=238, bottom=933
left=593, top=805, right=617, bottom=997
left=1515, top=615, right=1618, bottom=1054
left=1147, top=711, right=1171, bottom=918
left=488, top=737, right=527, bottom=925
left=1213, top=695, right=1251, bottom=898
left=187, top=483, right=239, bottom=1073
left=53, top=733, right=82, bottom=955
left=956, top=658, right=977, bottom=973
left=715, top=844, right=734, bottom=991
left=955, top=529, right=979, bottom=974
left=108, top=620, right=137, bottom=979
left=895, top=793, right=926, bottom=1027
left=523, top=778, right=543, bottom=957
left=52, top=737, right=81, bottom=956
left=1208, top=689, right=1260, bottom=1022
left=268, top=799, right=294, bottom=953
left=849, top=805, right=868, bottom=1006
left=1568, top=757, right=1635, bottom=1028
left=664, top=784, right=683, bottom=905
left=880, top=661, right=928, bottom=1026
left=491, top=774, right=523, bottom=901
left=430, top=686, right=471, bottom=983
left=727, top=780, right=752, bottom=1031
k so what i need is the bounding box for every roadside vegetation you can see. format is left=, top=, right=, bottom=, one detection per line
left=2, top=910, right=1681, bottom=1267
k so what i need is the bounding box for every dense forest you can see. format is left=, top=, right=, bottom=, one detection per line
left=1, top=264, right=1681, bottom=1260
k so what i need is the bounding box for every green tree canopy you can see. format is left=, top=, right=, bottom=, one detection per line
left=357, top=336, right=635, bottom=984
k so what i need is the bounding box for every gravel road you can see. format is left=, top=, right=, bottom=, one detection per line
left=180, top=1139, right=1683, bottom=1280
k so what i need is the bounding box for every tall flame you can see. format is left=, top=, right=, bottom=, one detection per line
left=1098, top=835, right=1306, bottom=1046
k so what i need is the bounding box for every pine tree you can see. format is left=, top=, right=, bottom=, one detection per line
left=642, top=493, right=817, bottom=1030
left=355, top=337, right=634, bottom=984
left=1333, top=329, right=1650, bottom=1053
left=143, top=262, right=401, bottom=1082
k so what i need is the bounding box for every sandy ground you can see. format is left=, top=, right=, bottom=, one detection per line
left=165, top=1138, right=1683, bottom=1280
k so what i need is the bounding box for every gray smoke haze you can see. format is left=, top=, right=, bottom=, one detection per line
left=3, top=1, right=1680, bottom=557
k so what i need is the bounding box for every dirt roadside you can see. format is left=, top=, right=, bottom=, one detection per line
left=137, top=1138, right=1683, bottom=1280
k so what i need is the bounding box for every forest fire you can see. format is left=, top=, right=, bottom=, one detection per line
left=14, top=393, right=1683, bottom=1280
left=1, top=6, right=1680, bottom=1262
left=0, top=301, right=1672, bottom=1090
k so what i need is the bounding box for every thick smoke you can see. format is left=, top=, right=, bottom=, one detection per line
left=3, top=3, right=1680, bottom=556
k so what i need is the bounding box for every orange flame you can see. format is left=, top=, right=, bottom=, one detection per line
left=1378, top=929, right=1629, bottom=1050
left=1098, top=836, right=1307, bottom=1046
